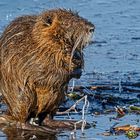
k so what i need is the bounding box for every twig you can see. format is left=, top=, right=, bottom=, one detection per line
left=74, top=95, right=89, bottom=133
left=56, top=96, right=87, bottom=115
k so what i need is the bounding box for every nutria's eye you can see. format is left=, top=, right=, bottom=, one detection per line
left=89, top=27, right=94, bottom=33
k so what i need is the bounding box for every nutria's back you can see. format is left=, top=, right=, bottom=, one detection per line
left=0, top=9, right=94, bottom=124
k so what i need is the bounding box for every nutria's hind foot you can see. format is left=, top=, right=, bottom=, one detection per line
left=29, top=117, right=40, bottom=126
left=0, top=114, right=58, bottom=134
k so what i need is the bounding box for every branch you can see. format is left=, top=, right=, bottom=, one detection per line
left=56, top=95, right=87, bottom=115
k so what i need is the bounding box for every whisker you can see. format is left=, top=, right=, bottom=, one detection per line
left=69, top=33, right=84, bottom=71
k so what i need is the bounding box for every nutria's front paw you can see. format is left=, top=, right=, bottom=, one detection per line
left=29, top=117, right=39, bottom=126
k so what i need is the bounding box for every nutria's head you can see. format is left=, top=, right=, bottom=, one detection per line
left=33, top=9, right=95, bottom=79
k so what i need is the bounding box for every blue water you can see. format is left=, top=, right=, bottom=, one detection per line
left=0, top=0, right=140, bottom=139
left=0, top=0, right=140, bottom=73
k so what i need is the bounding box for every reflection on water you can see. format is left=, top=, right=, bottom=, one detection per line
left=2, top=128, right=56, bottom=140
left=0, top=0, right=140, bottom=139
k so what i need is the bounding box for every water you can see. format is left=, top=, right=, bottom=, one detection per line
left=0, top=0, right=140, bottom=139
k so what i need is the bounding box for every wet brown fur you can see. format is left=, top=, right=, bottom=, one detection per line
left=0, top=9, right=94, bottom=124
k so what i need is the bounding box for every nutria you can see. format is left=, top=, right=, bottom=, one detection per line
left=0, top=9, right=94, bottom=126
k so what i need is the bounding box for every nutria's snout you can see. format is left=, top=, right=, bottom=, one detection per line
left=70, top=23, right=95, bottom=79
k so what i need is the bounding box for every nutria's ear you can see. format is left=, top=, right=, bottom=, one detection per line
left=41, top=15, right=54, bottom=27
left=44, top=16, right=53, bottom=26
